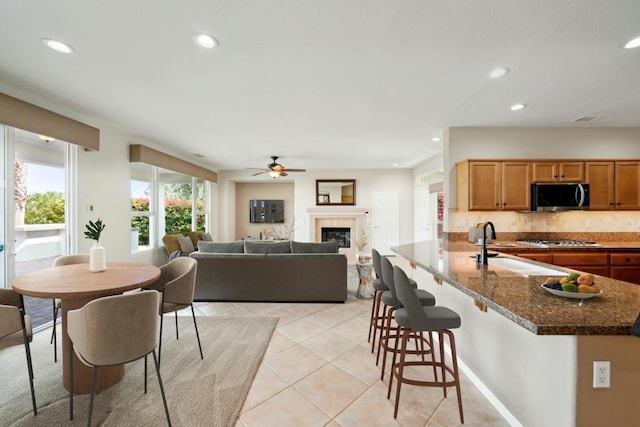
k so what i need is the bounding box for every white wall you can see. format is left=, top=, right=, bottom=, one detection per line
left=217, top=169, right=415, bottom=246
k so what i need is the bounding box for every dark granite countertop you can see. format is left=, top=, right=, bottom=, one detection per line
left=392, top=241, right=640, bottom=336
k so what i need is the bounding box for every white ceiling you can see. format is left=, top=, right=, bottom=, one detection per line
left=1, top=1, right=639, bottom=174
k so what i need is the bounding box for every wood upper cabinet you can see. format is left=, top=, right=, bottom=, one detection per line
left=614, top=161, right=640, bottom=210
left=457, top=158, right=640, bottom=211
left=501, top=162, right=531, bottom=210
left=585, top=161, right=614, bottom=210
left=532, top=161, right=584, bottom=182
left=457, top=160, right=530, bottom=211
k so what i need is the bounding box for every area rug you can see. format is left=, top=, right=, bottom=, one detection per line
left=1, top=316, right=278, bottom=426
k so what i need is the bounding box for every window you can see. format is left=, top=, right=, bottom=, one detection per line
left=131, top=163, right=153, bottom=251
left=131, top=164, right=210, bottom=252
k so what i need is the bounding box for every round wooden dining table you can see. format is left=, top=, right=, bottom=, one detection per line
left=12, top=262, right=160, bottom=394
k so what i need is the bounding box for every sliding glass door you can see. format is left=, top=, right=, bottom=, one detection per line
left=1, top=126, right=74, bottom=329
left=0, top=126, right=7, bottom=288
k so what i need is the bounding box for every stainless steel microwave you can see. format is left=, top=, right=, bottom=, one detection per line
left=530, top=183, right=590, bottom=211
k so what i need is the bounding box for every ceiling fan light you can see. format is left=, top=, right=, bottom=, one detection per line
left=268, top=170, right=280, bottom=178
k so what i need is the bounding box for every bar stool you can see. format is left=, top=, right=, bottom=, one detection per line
left=377, top=255, right=436, bottom=380
left=388, top=265, right=464, bottom=423
left=369, top=249, right=418, bottom=354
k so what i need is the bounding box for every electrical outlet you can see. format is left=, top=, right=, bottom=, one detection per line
left=593, top=361, right=610, bottom=388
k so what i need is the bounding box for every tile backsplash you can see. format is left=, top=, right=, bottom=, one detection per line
left=448, top=211, right=640, bottom=234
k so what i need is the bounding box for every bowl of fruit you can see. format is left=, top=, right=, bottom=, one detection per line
left=541, top=272, right=602, bottom=300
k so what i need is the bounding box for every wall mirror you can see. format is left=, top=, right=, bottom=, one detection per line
left=316, top=179, right=356, bottom=205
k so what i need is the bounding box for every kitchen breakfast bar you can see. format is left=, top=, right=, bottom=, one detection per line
left=392, top=240, right=640, bottom=427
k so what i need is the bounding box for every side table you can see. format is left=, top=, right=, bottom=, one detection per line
left=355, top=262, right=375, bottom=299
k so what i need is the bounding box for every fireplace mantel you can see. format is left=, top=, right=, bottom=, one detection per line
left=307, top=207, right=368, bottom=263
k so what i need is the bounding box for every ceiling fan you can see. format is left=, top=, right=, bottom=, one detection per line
left=248, top=156, right=306, bottom=178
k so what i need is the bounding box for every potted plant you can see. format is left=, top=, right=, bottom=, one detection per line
left=85, top=218, right=106, bottom=272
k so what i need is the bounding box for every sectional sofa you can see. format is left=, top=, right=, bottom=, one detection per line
left=189, top=240, right=348, bottom=302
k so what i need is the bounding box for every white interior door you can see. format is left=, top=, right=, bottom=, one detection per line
left=372, top=189, right=399, bottom=255
left=414, top=187, right=430, bottom=241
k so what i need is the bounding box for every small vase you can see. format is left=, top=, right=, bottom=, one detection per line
left=90, top=241, right=106, bottom=272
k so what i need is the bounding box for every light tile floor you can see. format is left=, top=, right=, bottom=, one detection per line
left=192, top=262, right=511, bottom=427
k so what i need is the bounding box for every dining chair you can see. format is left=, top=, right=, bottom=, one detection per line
left=67, top=290, right=171, bottom=426
left=0, top=288, right=37, bottom=415
left=389, top=265, right=464, bottom=422
left=143, top=257, right=202, bottom=366
left=51, top=254, right=90, bottom=362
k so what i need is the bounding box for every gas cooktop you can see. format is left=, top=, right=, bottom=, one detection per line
left=516, top=239, right=602, bottom=248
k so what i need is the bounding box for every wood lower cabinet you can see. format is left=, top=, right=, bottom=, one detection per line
left=550, top=252, right=609, bottom=277
left=609, top=253, right=640, bottom=285
left=511, top=249, right=640, bottom=284
left=515, top=252, right=552, bottom=263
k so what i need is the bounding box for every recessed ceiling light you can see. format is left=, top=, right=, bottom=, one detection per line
left=392, top=163, right=399, bottom=167
left=432, top=137, right=441, bottom=142
left=624, top=36, right=640, bottom=49
left=489, top=67, right=510, bottom=78
left=42, top=38, right=74, bottom=54
left=510, top=103, right=526, bottom=111
left=193, top=33, right=218, bottom=49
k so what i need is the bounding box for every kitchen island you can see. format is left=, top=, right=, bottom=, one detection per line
left=392, top=240, right=640, bottom=427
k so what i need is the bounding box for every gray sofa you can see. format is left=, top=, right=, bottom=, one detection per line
left=190, top=240, right=348, bottom=302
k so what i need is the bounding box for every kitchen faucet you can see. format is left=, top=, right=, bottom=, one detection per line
left=476, top=221, right=497, bottom=265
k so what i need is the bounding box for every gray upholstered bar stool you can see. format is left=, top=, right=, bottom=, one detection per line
left=369, top=249, right=418, bottom=354
left=376, top=255, right=436, bottom=380
left=389, top=265, right=464, bottom=423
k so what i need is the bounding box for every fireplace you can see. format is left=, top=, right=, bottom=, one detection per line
left=321, top=227, right=351, bottom=248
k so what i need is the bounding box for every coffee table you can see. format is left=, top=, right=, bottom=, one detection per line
left=12, top=262, right=160, bottom=394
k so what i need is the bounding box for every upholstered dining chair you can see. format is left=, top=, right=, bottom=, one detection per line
left=143, top=257, right=202, bottom=366
left=377, top=255, right=436, bottom=380
left=0, top=288, right=37, bottom=416
left=67, top=290, right=171, bottom=426
left=51, top=254, right=90, bottom=362
left=389, top=265, right=464, bottom=422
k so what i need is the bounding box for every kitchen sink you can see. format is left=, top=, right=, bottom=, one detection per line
left=488, top=257, right=567, bottom=276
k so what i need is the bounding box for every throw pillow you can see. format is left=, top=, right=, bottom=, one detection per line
left=200, top=232, right=213, bottom=241
left=177, top=236, right=195, bottom=254
left=244, top=240, right=291, bottom=254
left=198, top=240, right=244, bottom=253
left=188, top=231, right=204, bottom=248
left=290, top=241, right=340, bottom=254
left=162, top=234, right=182, bottom=255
